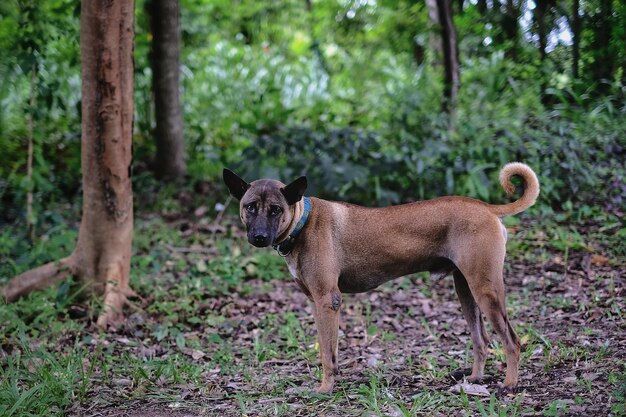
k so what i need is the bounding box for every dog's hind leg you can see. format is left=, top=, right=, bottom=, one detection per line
left=462, top=264, right=521, bottom=389
left=476, top=287, right=520, bottom=389
left=454, top=231, right=521, bottom=390
left=453, top=269, right=489, bottom=382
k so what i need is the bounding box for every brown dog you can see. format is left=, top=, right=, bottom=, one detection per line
left=223, top=163, right=539, bottom=393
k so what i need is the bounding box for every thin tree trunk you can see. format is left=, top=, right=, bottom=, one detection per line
left=456, top=0, right=464, bottom=14
left=26, top=62, right=36, bottom=241
left=502, top=0, right=520, bottom=59
left=149, top=0, right=186, bottom=180
left=426, top=0, right=442, bottom=65
left=589, top=0, right=613, bottom=88
left=436, top=0, right=460, bottom=119
left=534, top=0, right=548, bottom=61
left=477, top=0, right=487, bottom=16
left=571, top=0, right=580, bottom=79
left=3, top=0, right=136, bottom=329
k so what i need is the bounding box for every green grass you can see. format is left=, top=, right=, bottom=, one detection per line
left=1, top=197, right=625, bottom=416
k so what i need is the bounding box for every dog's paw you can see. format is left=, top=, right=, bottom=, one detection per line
left=315, top=383, right=335, bottom=395
left=497, top=384, right=522, bottom=396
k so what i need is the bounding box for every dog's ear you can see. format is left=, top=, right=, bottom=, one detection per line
left=281, top=176, right=308, bottom=205
left=223, top=168, right=250, bottom=200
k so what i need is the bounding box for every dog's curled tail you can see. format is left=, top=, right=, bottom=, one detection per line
left=489, top=162, right=540, bottom=217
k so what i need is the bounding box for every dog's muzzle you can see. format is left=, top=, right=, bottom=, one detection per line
left=249, top=232, right=271, bottom=247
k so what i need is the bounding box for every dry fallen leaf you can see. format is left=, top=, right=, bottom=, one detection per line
left=591, top=254, right=609, bottom=267
left=367, top=353, right=382, bottom=368
left=196, top=259, right=208, bottom=272
left=113, top=378, right=133, bottom=387
left=519, top=334, right=530, bottom=345
left=194, top=206, right=208, bottom=217
left=449, top=382, right=490, bottom=397
left=191, top=349, right=205, bottom=360
left=582, top=372, right=600, bottom=382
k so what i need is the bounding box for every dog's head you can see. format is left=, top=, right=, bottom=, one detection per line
left=223, top=169, right=307, bottom=248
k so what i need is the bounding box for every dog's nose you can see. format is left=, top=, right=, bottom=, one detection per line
left=253, top=233, right=269, bottom=246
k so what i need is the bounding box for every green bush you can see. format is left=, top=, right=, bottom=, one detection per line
left=226, top=52, right=625, bottom=209
left=1, top=0, right=624, bottom=227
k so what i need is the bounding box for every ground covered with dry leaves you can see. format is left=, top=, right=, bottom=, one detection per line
left=2, top=208, right=625, bottom=416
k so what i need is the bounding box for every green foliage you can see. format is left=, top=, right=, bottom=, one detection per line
left=611, top=371, right=626, bottom=415
left=0, top=343, right=90, bottom=417
left=0, top=271, right=87, bottom=416
left=1, top=0, right=625, bottom=226
left=0, top=219, right=77, bottom=279
left=173, top=1, right=626, bottom=209
left=0, top=0, right=81, bottom=225
left=231, top=51, right=625, bottom=208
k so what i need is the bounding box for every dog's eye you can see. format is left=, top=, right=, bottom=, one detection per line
left=245, top=203, right=257, bottom=214
left=269, top=205, right=282, bottom=216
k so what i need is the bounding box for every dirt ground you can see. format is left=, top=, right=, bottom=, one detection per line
left=66, top=219, right=625, bottom=417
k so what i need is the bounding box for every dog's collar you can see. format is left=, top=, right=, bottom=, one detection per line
left=272, top=197, right=311, bottom=257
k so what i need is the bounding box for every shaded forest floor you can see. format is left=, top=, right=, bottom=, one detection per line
left=1, top=197, right=625, bottom=416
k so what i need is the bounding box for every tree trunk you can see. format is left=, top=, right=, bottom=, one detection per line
left=589, top=0, right=614, bottom=89
left=456, top=0, right=464, bottom=14
left=426, top=0, right=443, bottom=65
left=26, top=62, right=36, bottom=242
left=436, top=0, right=460, bottom=117
left=149, top=0, right=186, bottom=180
left=3, top=0, right=136, bottom=329
left=477, top=0, right=488, bottom=16
left=571, top=0, right=580, bottom=79
left=502, top=0, right=520, bottom=59
left=534, top=0, right=548, bottom=61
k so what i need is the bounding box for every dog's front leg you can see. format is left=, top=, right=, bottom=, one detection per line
left=311, top=288, right=342, bottom=393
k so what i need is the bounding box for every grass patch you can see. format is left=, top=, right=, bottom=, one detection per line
left=1, top=198, right=625, bottom=416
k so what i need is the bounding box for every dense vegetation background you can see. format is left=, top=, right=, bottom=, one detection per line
left=0, top=1, right=625, bottom=416
left=1, top=0, right=624, bottom=221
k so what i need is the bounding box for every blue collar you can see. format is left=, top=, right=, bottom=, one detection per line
left=272, top=197, right=311, bottom=256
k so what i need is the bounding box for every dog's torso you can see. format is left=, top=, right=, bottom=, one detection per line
left=286, top=196, right=506, bottom=294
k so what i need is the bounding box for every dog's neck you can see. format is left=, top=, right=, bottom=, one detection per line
left=274, top=197, right=308, bottom=249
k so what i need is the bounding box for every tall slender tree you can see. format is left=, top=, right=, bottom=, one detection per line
left=426, top=0, right=443, bottom=64
left=149, top=0, right=186, bottom=180
left=533, top=0, right=557, bottom=62
left=436, top=0, right=460, bottom=118
left=3, top=0, right=137, bottom=329
left=500, top=0, right=521, bottom=59
left=477, top=0, right=488, bottom=15
left=571, top=0, right=581, bottom=79
left=588, top=0, right=615, bottom=89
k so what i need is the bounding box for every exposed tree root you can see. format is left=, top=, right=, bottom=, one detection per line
left=2, top=255, right=137, bottom=330
left=2, top=256, right=75, bottom=302
left=97, top=290, right=147, bottom=329
left=97, top=287, right=128, bottom=329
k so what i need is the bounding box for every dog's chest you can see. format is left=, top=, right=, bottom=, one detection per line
left=284, top=256, right=314, bottom=298
left=285, top=258, right=298, bottom=279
